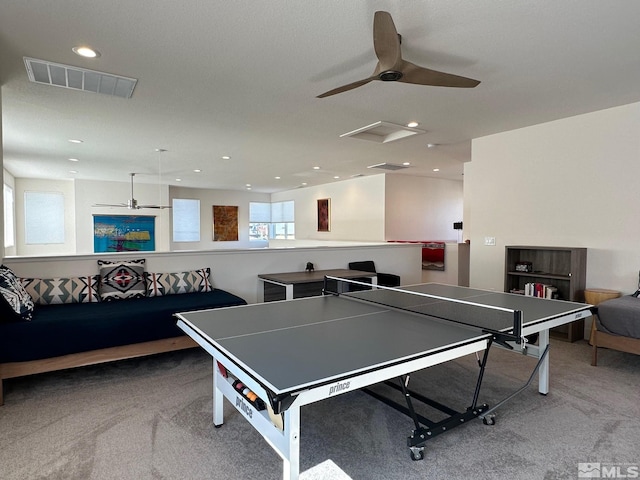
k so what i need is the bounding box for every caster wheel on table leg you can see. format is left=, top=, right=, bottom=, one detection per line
left=409, top=447, right=425, bottom=461
left=482, top=415, right=496, bottom=425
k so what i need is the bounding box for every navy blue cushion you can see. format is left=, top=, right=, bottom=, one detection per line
left=0, top=289, right=246, bottom=363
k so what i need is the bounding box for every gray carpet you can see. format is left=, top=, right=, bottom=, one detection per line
left=1, top=339, right=639, bottom=480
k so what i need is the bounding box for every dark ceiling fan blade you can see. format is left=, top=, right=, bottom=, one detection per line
left=373, top=11, right=401, bottom=71
left=316, top=10, right=480, bottom=98
left=399, top=60, right=480, bottom=88
left=316, top=76, right=376, bottom=98
left=137, top=205, right=172, bottom=209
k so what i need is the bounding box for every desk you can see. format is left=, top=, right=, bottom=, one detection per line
left=258, top=268, right=377, bottom=301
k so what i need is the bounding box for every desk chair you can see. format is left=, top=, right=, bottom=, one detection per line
left=348, top=261, right=401, bottom=288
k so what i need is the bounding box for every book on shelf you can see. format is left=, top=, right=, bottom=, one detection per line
left=522, top=282, right=558, bottom=299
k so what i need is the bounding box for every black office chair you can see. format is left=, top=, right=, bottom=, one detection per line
left=348, top=261, right=401, bottom=288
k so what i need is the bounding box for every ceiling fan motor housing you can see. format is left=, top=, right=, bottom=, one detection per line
left=379, top=70, right=403, bottom=81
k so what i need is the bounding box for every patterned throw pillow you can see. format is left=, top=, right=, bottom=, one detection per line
left=145, top=268, right=212, bottom=297
left=98, top=259, right=146, bottom=301
left=20, top=276, right=101, bottom=305
left=0, top=265, right=35, bottom=321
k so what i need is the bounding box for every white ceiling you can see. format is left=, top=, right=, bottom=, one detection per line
left=2, top=1, right=640, bottom=193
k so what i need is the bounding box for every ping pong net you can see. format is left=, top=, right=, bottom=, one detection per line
left=323, top=276, right=524, bottom=345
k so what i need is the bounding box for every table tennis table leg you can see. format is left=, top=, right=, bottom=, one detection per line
left=282, top=405, right=301, bottom=480
left=212, top=358, right=224, bottom=427
left=537, top=329, right=550, bottom=395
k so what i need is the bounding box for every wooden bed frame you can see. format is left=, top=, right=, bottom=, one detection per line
left=590, top=318, right=640, bottom=366
left=0, top=335, right=197, bottom=405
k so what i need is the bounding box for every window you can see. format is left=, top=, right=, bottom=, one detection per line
left=250, top=201, right=294, bottom=241
left=172, top=198, right=200, bottom=242
left=3, top=184, right=15, bottom=247
left=249, top=202, right=270, bottom=241
left=24, top=191, right=65, bottom=244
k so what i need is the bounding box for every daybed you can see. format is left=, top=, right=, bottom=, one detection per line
left=0, top=262, right=246, bottom=404
left=591, top=294, right=640, bottom=366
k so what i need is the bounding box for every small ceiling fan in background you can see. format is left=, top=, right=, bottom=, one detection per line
left=93, top=172, right=172, bottom=210
left=317, top=11, right=480, bottom=98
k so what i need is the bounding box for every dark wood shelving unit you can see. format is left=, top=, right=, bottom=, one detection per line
left=504, top=246, right=587, bottom=342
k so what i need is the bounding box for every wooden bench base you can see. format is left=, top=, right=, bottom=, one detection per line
left=0, top=336, right=198, bottom=405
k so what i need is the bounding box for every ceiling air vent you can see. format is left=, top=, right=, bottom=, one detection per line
left=24, top=57, right=137, bottom=99
left=367, top=163, right=409, bottom=171
left=340, top=121, right=426, bottom=143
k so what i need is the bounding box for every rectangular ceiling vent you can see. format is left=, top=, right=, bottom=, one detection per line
left=367, top=163, right=409, bottom=171
left=24, top=57, right=137, bottom=99
left=340, top=121, right=426, bottom=144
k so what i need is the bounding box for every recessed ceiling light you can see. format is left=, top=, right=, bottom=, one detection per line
left=333, top=176, right=340, bottom=179
left=301, top=182, right=308, bottom=186
left=275, top=176, right=281, bottom=179
left=72, top=46, right=101, bottom=58
left=175, top=178, right=182, bottom=182
left=68, top=139, right=83, bottom=144
left=68, top=158, right=79, bottom=162
left=313, top=166, right=320, bottom=170
left=155, top=148, right=167, bottom=152
left=403, top=162, right=411, bottom=166
left=69, top=170, right=78, bottom=174
left=407, top=121, right=419, bottom=128
left=193, top=169, right=202, bottom=173
left=246, top=187, right=252, bottom=190
left=427, top=143, right=437, bottom=148
left=433, top=168, right=440, bottom=172
left=222, top=155, right=230, bottom=160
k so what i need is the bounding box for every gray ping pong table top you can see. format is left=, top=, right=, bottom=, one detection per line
left=177, top=293, right=489, bottom=395
left=176, top=283, right=590, bottom=395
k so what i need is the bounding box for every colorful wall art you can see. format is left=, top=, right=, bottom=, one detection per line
left=317, top=198, right=330, bottom=232
left=93, top=215, right=155, bottom=252
left=212, top=205, right=239, bottom=241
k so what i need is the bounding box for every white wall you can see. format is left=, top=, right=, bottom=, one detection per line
left=14, top=178, right=77, bottom=256
left=271, top=174, right=386, bottom=241
left=271, top=173, right=464, bottom=244
left=2, top=169, right=16, bottom=257
left=385, top=174, right=463, bottom=241
left=465, top=102, right=640, bottom=295
left=169, top=185, right=270, bottom=250
left=0, top=95, right=4, bottom=258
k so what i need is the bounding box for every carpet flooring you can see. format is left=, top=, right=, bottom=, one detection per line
left=1, top=339, right=639, bottom=480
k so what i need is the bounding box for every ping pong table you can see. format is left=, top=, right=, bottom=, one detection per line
left=176, top=281, right=591, bottom=480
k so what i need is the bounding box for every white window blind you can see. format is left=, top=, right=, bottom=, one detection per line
left=24, top=191, right=65, bottom=244
left=271, top=200, right=294, bottom=222
left=250, top=202, right=271, bottom=222
left=172, top=198, right=200, bottom=242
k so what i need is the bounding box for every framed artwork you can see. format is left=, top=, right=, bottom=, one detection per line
left=93, top=215, right=155, bottom=252
left=212, top=205, right=239, bottom=241
left=317, top=198, right=330, bottom=232
left=422, top=242, right=446, bottom=271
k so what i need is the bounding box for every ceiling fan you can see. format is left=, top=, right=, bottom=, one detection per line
left=93, top=173, right=171, bottom=210
left=317, top=11, right=480, bottom=98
